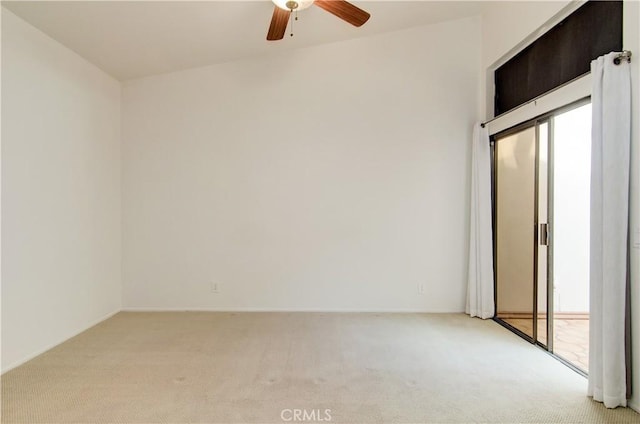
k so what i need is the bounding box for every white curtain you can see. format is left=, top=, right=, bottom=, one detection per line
left=466, top=124, right=495, bottom=319
left=588, top=52, right=632, bottom=409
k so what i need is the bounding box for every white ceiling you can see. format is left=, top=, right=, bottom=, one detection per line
left=2, top=1, right=484, bottom=80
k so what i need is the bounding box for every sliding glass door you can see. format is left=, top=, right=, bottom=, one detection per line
left=494, top=122, right=548, bottom=346
left=493, top=101, right=591, bottom=372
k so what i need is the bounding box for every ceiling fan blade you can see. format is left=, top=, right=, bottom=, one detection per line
left=267, top=6, right=291, bottom=40
left=314, top=0, right=370, bottom=27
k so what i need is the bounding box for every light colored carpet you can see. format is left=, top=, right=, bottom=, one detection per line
left=1, top=312, right=638, bottom=423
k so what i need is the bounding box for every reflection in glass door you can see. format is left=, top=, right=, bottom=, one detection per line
left=494, top=123, right=548, bottom=345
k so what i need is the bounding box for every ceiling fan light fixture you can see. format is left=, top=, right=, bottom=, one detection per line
left=272, top=0, right=314, bottom=11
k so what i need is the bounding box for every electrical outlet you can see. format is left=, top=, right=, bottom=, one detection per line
left=418, top=284, right=426, bottom=295
left=211, top=282, right=220, bottom=293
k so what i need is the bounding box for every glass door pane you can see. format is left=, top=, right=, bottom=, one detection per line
left=495, top=126, right=536, bottom=339
left=551, top=102, right=591, bottom=372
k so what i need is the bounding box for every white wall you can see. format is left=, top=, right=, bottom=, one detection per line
left=1, top=10, right=122, bottom=372
left=122, top=17, right=481, bottom=312
left=481, top=0, right=640, bottom=411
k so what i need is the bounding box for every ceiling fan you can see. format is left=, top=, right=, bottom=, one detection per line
left=267, top=0, right=371, bottom=41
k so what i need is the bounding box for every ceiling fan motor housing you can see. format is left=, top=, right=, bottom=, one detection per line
left=272, top=0, right=315, bottom=11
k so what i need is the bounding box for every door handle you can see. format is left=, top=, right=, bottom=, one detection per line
left=540, top=223, right=549, bottom=246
